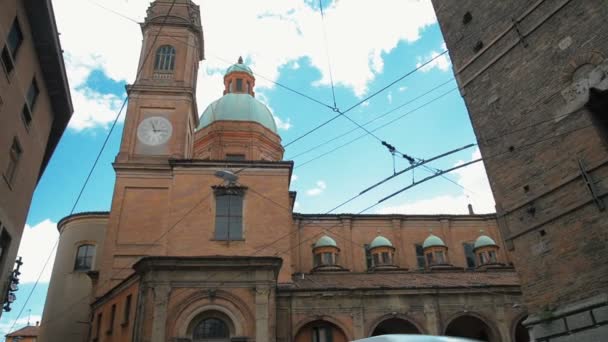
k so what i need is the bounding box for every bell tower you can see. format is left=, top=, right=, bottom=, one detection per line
left=116, top=0, right=204, bottom=162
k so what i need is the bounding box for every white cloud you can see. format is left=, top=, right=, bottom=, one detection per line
left=16, top=220, right=59, bottom=283
left=306, top=180, right=327, bottom=196
left=294, top=201, right=301, bottom=209
left=387, top=91, right=393, bottom=104
left=416, top=45, right=451, bottom=73
left=398, top=86, right=408, bottom=92
left=361, top=100, right=370, bottom=107
left=291, top=174, right=298, bottom=182
left=51, top=0, right=438, bottom=129
left=377, top=148, right=495, bottom=214
left=68, top=85, right=124, bottom=131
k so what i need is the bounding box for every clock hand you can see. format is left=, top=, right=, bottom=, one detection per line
left=150, top=122, right=158, bottom=133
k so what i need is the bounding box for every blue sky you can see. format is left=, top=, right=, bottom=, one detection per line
left=1, top=0, right=495, bottom=336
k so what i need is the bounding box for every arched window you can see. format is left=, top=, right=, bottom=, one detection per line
left=74, top=244, right=95, bottom=271
left=154, top=45, right=176, bottom=71
left=193, top=318, right=229, bottom=340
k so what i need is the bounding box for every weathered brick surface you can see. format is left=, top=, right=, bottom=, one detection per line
left=432, top=0, right=608, bottom=323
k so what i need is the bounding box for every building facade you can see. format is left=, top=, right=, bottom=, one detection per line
left=431, top=0, right=608, bottom=341
left=40, top=1, right=528, bottom=341
left=0, top=0, right=73, bottom=315
left=5, top=322, right=39, bottom=342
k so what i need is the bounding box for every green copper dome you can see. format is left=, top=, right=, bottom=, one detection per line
left=198, top=93, right=277, bottom=133
left=474, top=235, right=497, bottom=249
left=369, top=235, right=393, bottom=249
left=422, top=234, right=446, bottom=249
left=314, top=235, right=338, bottom=248
left=226, top=57, right=253, bottom=76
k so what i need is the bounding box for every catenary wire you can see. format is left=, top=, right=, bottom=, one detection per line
left=318, top=0, right=338, bottom=109
left=35, top=121, right=593, bottom=327
left=286, top=78, right=455, bottom=159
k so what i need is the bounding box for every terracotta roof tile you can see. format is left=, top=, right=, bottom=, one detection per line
left=6, top=325, right=39, bottom=337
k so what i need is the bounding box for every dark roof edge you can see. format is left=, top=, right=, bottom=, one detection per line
left=292, top=212, right=497, bottom=220
left=57, top=211, right=110, bottom=231
left=24, top=0, right=73, bottom=181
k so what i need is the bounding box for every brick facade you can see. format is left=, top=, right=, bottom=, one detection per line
left=431, top=0, right=608, bottom=340
left=40, top=1, right=531, bottom=341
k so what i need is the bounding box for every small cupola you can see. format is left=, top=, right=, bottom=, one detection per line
left=474, top=235, right=500, bottom=267
left=312, top=235, right=342, bottom=271
left=368, top=235, right=397, bottom=270
left=422, top=234, right=449, bottom=268
left=223, top=56, right=256, bottom=96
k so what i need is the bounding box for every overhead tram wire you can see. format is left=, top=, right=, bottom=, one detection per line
left=219, top=168, right=520, bottom=299
left=83, top=1, right=451, bottom=176
left=318, top=0, right=338, bottom=109
left=37, top=120, right=594, bottom=326
left=283, top=51, right=450, bottom=148
left=295, top=87, right=458, bottom=169
left=6, top=0, right=179, bottom=334
left=31, top=1, right=590, bottom=327
left=287, top=78, right=455, bottom=159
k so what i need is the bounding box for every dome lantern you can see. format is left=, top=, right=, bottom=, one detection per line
left=422, top=234, right=449, bottom=268
left=474, top=234, right=500, bottom=267
left=312, top=235, right=341, bottom=271
left=223, top=56, right=255, bottom=96
left=368, top=235, right=397, bottom=269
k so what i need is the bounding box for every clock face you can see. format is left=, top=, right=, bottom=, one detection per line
left=137, top=116, right=173, bottom=146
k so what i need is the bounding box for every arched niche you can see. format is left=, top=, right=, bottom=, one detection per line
left=370, top=317, right=423, bottom=336
left=187, top=310, right=233, bottom=342
left=294, top=319, right=349, bottom=342
left=444, top=312, right=501, bottom=342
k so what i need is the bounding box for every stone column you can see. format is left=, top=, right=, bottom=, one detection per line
left=151, top=284, right=171, bottom=342
left=255, top=285, right=271, bottom=342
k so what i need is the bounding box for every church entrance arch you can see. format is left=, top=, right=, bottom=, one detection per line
left=444, top=314, right=499, bottom=342
left=371, top=317, right=422, bottom=336
left=188, top=310, right=234, bottom=342
left=294, top=320, right=348, bottom=342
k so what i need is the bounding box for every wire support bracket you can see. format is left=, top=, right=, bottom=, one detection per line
left=578, top=158, right=605, bottom=211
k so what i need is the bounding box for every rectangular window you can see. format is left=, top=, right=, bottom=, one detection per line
left=214, top=190, right=244, bottom=241
left=1, top=47, right=14, bottom=75
left=236, top=78, right=243, bottom=91
left=0, top=229, right=12, bottom=278
left=313, top=326, right=333, bottom=342
left=322, top=252, right=333, bottom=265
left=372, top=253, right=380, bottom=266
left=426, top=252, right=434, bottom=265
left=5, top=138, right=22, bottom=186
left=74, top=244, right=95, bottom=271
left=463, top=242, right=476, bottom=269
left=226, top=154, right=245, bottom=161
left=364, top=244, right=372, bottom=269
left=122, top=294, right=132, bottom=325
left=21, top=78, right=39, bottom=126
left=415, top=244, right=425, bottom=269
left=7, top=18, right=24, bottom=58
left=313, top=253, right=321, bottom=267
left=488, top=250, right=497, bottom=263
left=107, top=304, right=116, bottom=334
